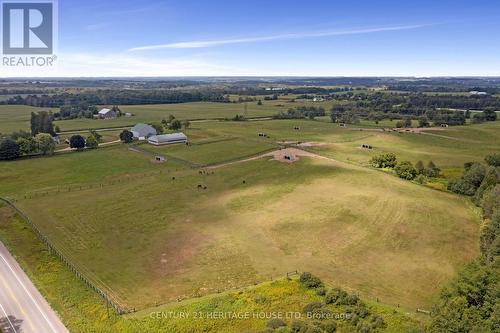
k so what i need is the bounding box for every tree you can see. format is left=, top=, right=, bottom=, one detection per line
left=17, top=137, right=38, bottom=155
left=70, top=135, right=86, bottom=149
left=151, top=123, right=164, bottom=134
left=472, top=113, right=485, bottom=124
left=30, top=111, right=55, bottom=136
left=119, top=130, right=134, bottom=143
left=483, top=108, right=498, bottom=121
left=85, top=135, right=99, bottom=149
left=424, top=161, right=441, bottom=177
left=182, top=120, right=191, bottom=131
left=485, top=153, right=500, bottom=167
left=169, top=119, right=182, bottom=130
left=257, top=99, right=263, bottom=106
left=418, top=117, right=430, bottom=127
left=395, top=161, right=417, bottom=180
left=0, top=138, right=20, bottom=160
left=89, top=130, right=102, bottom=143
left=35, top=133, right=55, bottom=155
left=415, top=160, right=425, bottom=174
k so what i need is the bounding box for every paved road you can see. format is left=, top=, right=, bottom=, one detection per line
left=0, top=242, right=69, bottom=333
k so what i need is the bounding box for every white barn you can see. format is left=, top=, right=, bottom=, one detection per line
left=131, top=123, right=157, bottom=140
left=148, top=133, right=188, bottom=146
left=98, top=108, right=117, bottom=119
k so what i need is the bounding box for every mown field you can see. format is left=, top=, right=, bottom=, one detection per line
left=0, top=206, right=424, bottom=332
left=0, top=141, right=480, bottom=312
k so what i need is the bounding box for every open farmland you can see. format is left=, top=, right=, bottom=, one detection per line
left=0, top=141, right=480, bottom=311
left=0, top=97, right=334, bottom=133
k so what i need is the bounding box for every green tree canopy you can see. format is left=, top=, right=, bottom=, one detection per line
left=0, top=138, right=20, bottom=160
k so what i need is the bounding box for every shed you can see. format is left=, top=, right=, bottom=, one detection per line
left=131, top=123, right=157, bottom=140
left=148, top=133, right=188, bottom=146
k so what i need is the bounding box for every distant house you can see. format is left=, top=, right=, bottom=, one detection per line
left=131, top=123, right=157, bottom=140
left=469, top=91, right=488, bottom=96
left=148, top=133, right=188, bottom=146
left=98, top=108, right=117, bottom=119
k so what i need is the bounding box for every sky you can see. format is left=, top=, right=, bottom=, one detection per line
left=2, top=0, right=500, bottom=77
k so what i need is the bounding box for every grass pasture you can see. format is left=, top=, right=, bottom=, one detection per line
left=1, top=145, right=480, bottom=312
left=0, top=206, right=423, bottom=332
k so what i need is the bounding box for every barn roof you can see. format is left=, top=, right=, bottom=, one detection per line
left=98, top=108, right=112, bottom=115
left=148, top=133, right=187, bottom=143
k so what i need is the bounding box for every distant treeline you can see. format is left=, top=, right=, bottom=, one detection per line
left=0, top=90, right=226, bottom=107
left=329, top=92, right=500, bottom=116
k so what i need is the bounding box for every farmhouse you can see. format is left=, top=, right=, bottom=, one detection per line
left=131, top=123, right=157, bottom=140
left=148, top=133, right=188, bottom=145
left=98, top=108, right=117, bottom=119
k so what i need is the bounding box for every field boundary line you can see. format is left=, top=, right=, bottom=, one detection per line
left=0, top=197, right=130, bottom=315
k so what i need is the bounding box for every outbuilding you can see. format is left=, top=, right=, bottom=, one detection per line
left=131, top=123, right=157, bottom=140
left=98, top=108, right=117, bottom=119
left=148, top=133, right=188, bottom=145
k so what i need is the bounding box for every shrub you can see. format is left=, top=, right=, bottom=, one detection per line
left=371, top=315, right=385, bottom=328
left=315, top=287, right=326, bottom=296
left=485, top=153, right=500, bottom=167
left=415, top=174, right=427, bottom=184
left=472, top=113, right=485, bottom=124
left=267, top=318, right=286, bottom=329
left=352, top=304, right=370, bottom=318
left=395, top=161, right=417, bottom=180
left=299, top=272, right=323, bottom=289
left=86, top=135, right=99, bottom=149
left=303, top=302, right=323, bottom=314
left=325, top=288, right=348, bottom=304
left=321, top=321, right=337, bottom=333
left=290, top=320, right=309, bottom=333
left=448, top=178, right=477, bottom=196
left=370, top=153, right=397, bottom=168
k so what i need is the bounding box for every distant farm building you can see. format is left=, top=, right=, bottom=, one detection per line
left=469, top=91, right=488, bottom=96
left=131, top=123, right=157, bottom=140
left=148, top=133, right=188, bottom=146
left=98, top=108, right=117, bottom=119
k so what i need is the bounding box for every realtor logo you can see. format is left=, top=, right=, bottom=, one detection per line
left=2, top=1, right=54, bottom=54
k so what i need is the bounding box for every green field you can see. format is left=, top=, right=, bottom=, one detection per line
left=1, top=115, right=498, bottom=332
left=0, top=97, right=334, bottom=133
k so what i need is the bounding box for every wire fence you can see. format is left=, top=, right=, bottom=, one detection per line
left=0, top=197, right=131, bottom=315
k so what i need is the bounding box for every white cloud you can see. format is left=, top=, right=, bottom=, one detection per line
left=0, top=53, right=245, bottom=77
left=128, top=24, right=430, bottom=51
